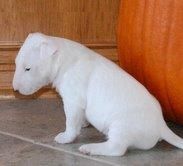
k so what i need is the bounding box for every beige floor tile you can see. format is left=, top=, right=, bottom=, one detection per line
left=0, top=134, right=107, bottom=166
left=0, top=99, right=183, bottom=166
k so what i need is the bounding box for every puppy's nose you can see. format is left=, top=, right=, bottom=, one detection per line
left=12, top=80, right=19, bottom=91
left=13, top=87, right=18, bottom=91
left=13, top=85, right=18, bottom=91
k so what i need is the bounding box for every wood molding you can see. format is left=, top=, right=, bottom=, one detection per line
left=0, top=42, right=118, bottom=65
left=0, top=41, right=117, bottom=50
left=0, top=88, right=58, bottom=99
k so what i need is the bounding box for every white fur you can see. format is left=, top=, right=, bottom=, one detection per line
left=13, top=33, right=183, bottom=156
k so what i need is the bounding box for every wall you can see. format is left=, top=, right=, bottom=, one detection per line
left=0, top=0, right=120, bottom=98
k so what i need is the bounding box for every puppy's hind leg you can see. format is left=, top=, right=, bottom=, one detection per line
left=79, top=125, right=128, bottom=156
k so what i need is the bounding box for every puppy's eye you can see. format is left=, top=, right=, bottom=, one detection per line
left=25, top=68, right=31, bottom=71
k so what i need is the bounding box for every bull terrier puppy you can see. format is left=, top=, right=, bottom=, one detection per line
left=13, top=33, right=183, bottom=156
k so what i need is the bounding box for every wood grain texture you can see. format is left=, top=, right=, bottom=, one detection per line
left=0, top=0, right=120, bottom=44
left=118, top=0, right=183, bottom=124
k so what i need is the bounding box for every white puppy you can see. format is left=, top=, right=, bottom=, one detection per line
left=13, top=33, right=183, bottom=156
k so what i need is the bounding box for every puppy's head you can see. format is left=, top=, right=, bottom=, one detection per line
left=13, top=33, right=57, bottom=95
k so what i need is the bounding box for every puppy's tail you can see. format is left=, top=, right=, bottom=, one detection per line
left=161, top=121, right=183, bottom=149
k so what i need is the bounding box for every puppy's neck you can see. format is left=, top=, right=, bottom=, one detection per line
left=51, top=39, right=79, bottom=89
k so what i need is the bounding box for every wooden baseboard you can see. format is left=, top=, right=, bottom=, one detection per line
left=0, top=42, right=118, bottom=99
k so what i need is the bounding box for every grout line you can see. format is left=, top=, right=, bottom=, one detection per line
left=0, top=130, right=119, bottom=166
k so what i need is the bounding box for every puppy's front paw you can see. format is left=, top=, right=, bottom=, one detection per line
left=54, top=132, right=74, bottom=144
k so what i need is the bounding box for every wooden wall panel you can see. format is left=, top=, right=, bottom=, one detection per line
left=0, top=0, right=120, bottom=98
left=0, top=0, right=120, bottom=43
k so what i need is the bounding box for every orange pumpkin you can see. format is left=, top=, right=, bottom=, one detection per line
left=117, top=0, right=183, bottom=124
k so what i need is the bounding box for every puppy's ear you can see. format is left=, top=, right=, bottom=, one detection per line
left=40, top=42, right=57, bottom=59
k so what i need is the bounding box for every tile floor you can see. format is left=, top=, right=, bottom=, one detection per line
left=0, top=99, right=183, bottom=166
